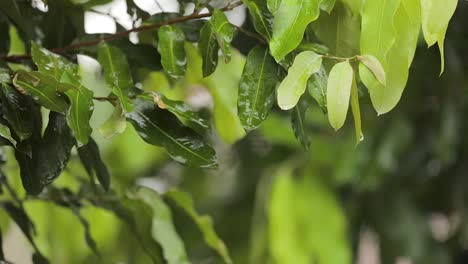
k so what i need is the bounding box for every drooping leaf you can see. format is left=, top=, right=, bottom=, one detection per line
left=99, top=104, right=127, bottom=139
left=77, top=137, right=111, bottom=191
left=243, top=0, right=273, bottom=40
left=420, top=0, right=457, bottom=74
left=13, top=71, right=69, bottom=114
left=199, top=20, right=219, bottom=77
left=31, top=42, right=71, bottom=80
left=0, top=123, right=16, bottom=147
left=210, top=9, right=235, bottom=63
left=307, top=65, right=328, bottom=113
left=350, top=77, right=362, bottom=144
left=126, top=97, right=217, bottom=168
left=269, top=0, right=322, bottom=61
left=97, top=43, right=134, bottom=112
left=135, top=187, right=190, bottom=264
left=357, top=55, right=386, bottom=86
left=0, top=83, right=34, bottom=141
left=291, top=97, right=310, bottom=150
left=158, top=25, right=187, bottom=80
left=238, top=45, right=279, bottom=131
left=166, top=189, right=232, bottom=264
left=277, top=51, right=322, bottom=110
left=326, top=60, right=353, bottom=130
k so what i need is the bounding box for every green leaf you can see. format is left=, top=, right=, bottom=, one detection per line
left=291, top=98, right=310, bottom=150
left=320, top=0, right=336, bottom=13
left=31, top=42, right=71, bottom=80
left=243, top=0, right=273, bottom=40
left=99, top=104, right=127, bottom=139
left=267, top=0, right=281, bottom=14
left=13, top=71, right=69, bottom=114
left=357, top=55, right=386, bottom=86
left=77, top=138, right=111, bottom=191
left=135, top=187, right=190, bottom=264
left=158, top=25, right=187, bottom=80
left=277, top=51, right=322, bottom=110
left=307, top=65, right=328, bottom=113
left=269, top=0, right=322, bottom=61
left=421, top=0, right=457, bottom=74
left=97, top=43, right=134, bottom=112
left=238, top=45, right=279, bottom=131
left=199, top=20, right=219, bottom=77
left=127, top=97, right=218, bottom=168
left=210, top=10, right=235, bottom=63
left=326, top=60, right=353, bottom=130
left=0, top=123, right=17, bottom=147
left=0, top=83, right=34, bottom=141
left=350, top=77, right=362, bottom=144
left=166, top=189, right=232, bottom=264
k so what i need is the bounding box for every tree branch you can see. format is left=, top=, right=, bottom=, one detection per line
left=1, top=1, right=243, bottom=63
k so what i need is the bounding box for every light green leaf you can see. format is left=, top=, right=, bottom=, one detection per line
left=0, top=123, right=17, bottom=147
left=135, top=187, right=190, bottom=264
left=97, top=43, right=134, bottom=112
left=13, top=71, right=68, bottom=114
left=158, top=25, right=187, bottom=80
left=291, top=98, right=310, bottom=150
left=350, top=77, right=362, bottom=144
left=357, top=55, right=386, bottom=86
left=99, top=104, right=127, bottom=139
left=307, top=65, right=328, bottom=113
left=238, top=45, right=279, bottom=131
left=320, top=0, right=336, bottom=13
left=270, top=0, right=322, bottom=61
left=420, top=0, right=457, bottom=74
left=277, top=51, right=322, bottom=110
left=244, top=0, right=273, bottom=40
left=166, top=190, right=232, bottom=264
left=267, top=0, right=282, bottom=14
left=326, top=60, right=353, bottom=130
left=210, top=9, right=236, bottom=63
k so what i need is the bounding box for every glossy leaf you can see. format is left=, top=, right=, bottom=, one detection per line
left=269, top=0, right=322, bottom=61
left=421, top=0, right=457, bottom=74
left=350, top=77, right=362, bottom=144
left=0, top=83, right=34, bottom=141
left=326, top=60, right=353, bottom=130
left=357, top=55, right=386, bottom=86
left=0, top=123, right=17, bottom=147
left=291, top=98, right=310, bottom=150
left=126, top=97, right=217, bottom=168
left=277, top=51, right=322, bottom=110
left=199, top=20, right=219, bottom=77
left=98, top=43, right=134, bottom=112
left=307, top=65, right=328, bottom=113
left=135, top=187, right=190, bottom=264
left=77, top=138, right=111, bottom=191
left=31, top=42, right=71, bottom=80
left=158, top=25, right=187, bottom=80
left=238, top=45, right=279, bottom=131
left=13, top=71, right=68, bottom=114
left=243, top=0, right=273, bottom=40
left=166, top=189, right=232, bottom=264
left=210, top=9, right=235, bottom=63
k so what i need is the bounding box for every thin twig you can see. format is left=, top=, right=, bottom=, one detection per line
left=1, top=1, right=244, bottom=63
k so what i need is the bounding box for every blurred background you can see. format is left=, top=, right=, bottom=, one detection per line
left=1, top=0, right=468, bottom=263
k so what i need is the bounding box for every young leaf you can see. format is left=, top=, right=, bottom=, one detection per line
left=357, top=55, right=386, bottom=86
left=97, top=43, right=134, bottom=112
left=13, top=71, right=69, bottom=114
left=0, top=123, right=17, bottom=147
left=166, top=189, right=232, bottom=264
left=99, top=104, right=127, bottom=139
left=238, top=45, right=279, bottom=131
left=157, top=25, right=187, bottom=80
left=267, top=0, right=281, bottom=14
left=269, top=0, right=322, bottom=61
left=350, top=77, right=363, bottom=144
left=243, top=0, right=273, bottom=40
left=291, top=98, right=310, bottom=150
left=77, top=138, right=111, bottom=191
left=326, top=60, right=353, bottom=130
left=0, top=83, right=34, bottom=141
left=420, top=0, right=457, bottom=74
left=277, top=51, right=322, bottom=110
left=135, top=187, right=190, bottom=264
left=199, top=20, right=219, bottom=77
left=320, top=0, right=336, bottom=13
left=210, top=9, right=235, bottom=63
left=126, top=97, right=218, bottom=168
left=307, top=66, right=328, bottom=113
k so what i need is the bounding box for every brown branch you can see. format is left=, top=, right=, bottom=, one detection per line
left=1, top=1, right=244, bottom=63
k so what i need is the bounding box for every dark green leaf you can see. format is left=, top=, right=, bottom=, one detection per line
left=199, top=20, right=219, bottom=77
left=127, top=97, right=218, bottom=168
left=238, top=45, right=279, bottom=131
left=307, top=65, right=328, bottom=113
left=0, top=83, right=34, bottom=141
left=0, top=123, right=16, bottom=147
left=0, top=226, right=4, bottom=261
left=99, top=104, right=127, bottom=139
left=157, top=25, right=187, bottom=80
left=32, top=253, right=50, bottom=264
left=291, top=98, right=310, bottom=150
left=210, top=10, right=235, bottom=63
left=12, top=71, right=68, bottom=114
left=31, top=42, right=71, bottom=80
left=97, top=43, right=134, bottom=112
left=166, top=189, right=232, bottom=264
left=2, top=202, right=36, bottom=244
left=0, top=0, right=29, bottom=40
left=243, top=0, right=273, bottom=40
left=77, top=138, right=111, bottom=191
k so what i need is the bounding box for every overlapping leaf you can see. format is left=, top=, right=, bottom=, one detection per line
left=291, top=97, right=310, bottom=150
left=243, top=0, right=273, bottom=40
left=77, top=137, right=111, bottom=191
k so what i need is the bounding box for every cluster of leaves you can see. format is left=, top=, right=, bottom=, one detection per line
left=0, top=0, right=461, bottom=263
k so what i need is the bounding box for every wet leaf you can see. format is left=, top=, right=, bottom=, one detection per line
left=307, top=65, right=328, bottom=113
left=77, top=138, right=110, bottom=191
left=243, top=0, right=273, bottom=40
left=291, top=98, right=310, bottom=150
left=158, top=25, right=187, bottom=80
left=0, top=83, right=34, bottom=141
